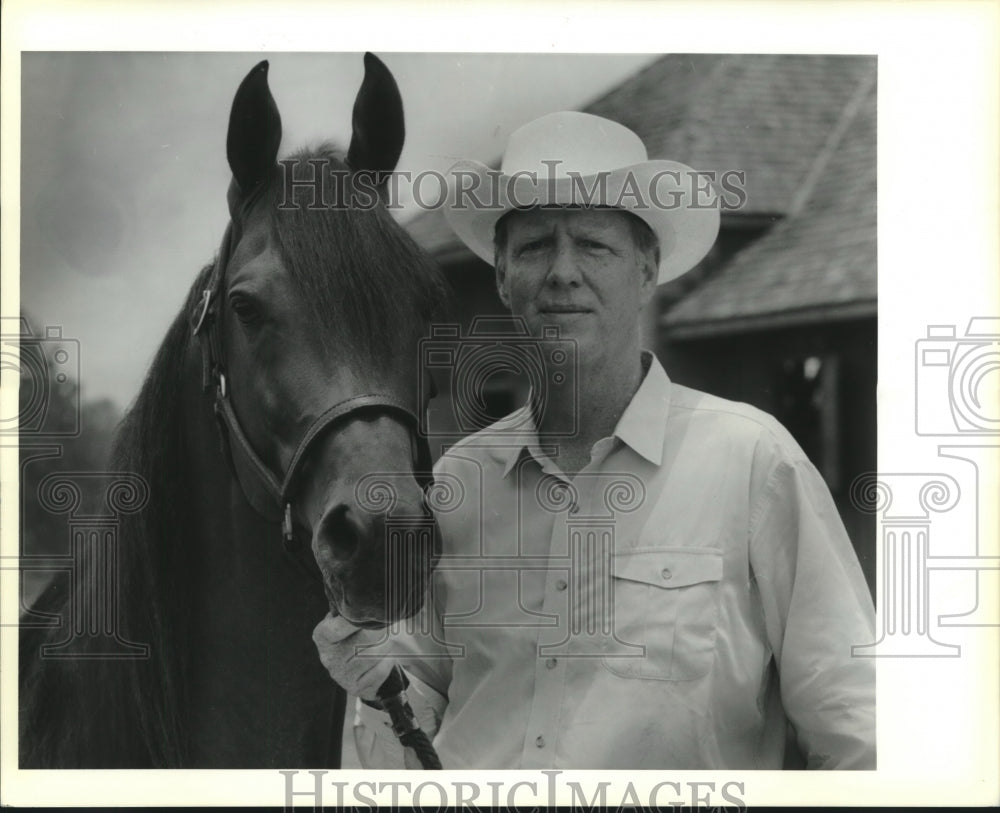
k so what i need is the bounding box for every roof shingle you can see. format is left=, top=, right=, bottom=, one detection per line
left=586, top=54, right=873, bottom=215
left=663, top=73, right=877, bottom=334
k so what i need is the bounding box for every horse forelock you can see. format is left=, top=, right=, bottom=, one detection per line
left=245, top=144, right=449, bottom=371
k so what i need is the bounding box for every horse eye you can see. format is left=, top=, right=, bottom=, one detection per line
left=229, top=293, right=262, bottom=325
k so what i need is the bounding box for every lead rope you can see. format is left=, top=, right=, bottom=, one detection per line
left=369, top=666, right=442, bottom=769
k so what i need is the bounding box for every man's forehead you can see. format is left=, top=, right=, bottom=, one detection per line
left=504, top=206, right=632, bottom=233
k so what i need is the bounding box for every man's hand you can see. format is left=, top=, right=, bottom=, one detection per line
left=312, top=613, right=396, bottom=701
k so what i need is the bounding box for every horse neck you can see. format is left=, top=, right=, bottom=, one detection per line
left=175, top=340, right=338, bottom=767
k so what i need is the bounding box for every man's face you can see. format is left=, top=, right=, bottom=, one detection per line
left=496, top=208, right=657, bottom=362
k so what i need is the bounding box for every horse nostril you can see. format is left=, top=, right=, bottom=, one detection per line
left=316, top=504, right=361, bottom=562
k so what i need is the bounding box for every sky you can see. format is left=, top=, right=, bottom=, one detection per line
left=19, top=52, right=658, bottom=408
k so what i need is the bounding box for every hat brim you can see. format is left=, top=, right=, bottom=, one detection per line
left=444, top=158, right=721, bottom=284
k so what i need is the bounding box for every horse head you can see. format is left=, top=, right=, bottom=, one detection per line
left=17, top=54, right=451, bottom=770
left=197, top=55, right=443, bottom=628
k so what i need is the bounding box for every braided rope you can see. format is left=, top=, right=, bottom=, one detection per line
left=398, top=727, right=443, bottom=770
left=374, top=666, right=443, bottom=770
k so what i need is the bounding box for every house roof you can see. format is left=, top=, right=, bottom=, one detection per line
left=662, top=72, right=877, bottom=337
left=586, top=53, right=873, bottom=216
left=405, top=54, right=876, bottom=263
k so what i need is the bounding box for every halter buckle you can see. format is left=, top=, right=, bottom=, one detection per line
left=282, top=503, right=297, bottom=550
left=192, top=289, right=213, bottom=336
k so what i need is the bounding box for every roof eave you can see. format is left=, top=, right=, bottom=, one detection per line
left=662, top=299, right=877, bottom=340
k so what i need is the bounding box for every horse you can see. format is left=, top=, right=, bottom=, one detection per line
left=19, top=53, right=449, bottom=769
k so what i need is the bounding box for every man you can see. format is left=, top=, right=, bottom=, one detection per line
left=313, top=111, right=876, bottom=769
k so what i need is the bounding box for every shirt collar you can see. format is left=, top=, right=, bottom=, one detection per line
left=496, top=350, right=671, bottom=476
left=497, top=405, right=548, bottom=478
left=613, top=350, right=670, bottom=466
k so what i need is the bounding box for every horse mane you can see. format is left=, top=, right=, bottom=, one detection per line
left=20, top=270, right=209, bottom=767
left=19, top=149, right=451, bottom=767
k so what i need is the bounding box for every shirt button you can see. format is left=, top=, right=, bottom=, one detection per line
left=555, top=579, right=567, bottom=591
left=535, top=736, right=545, bottom=748
left=545, top=658, right=558, bottom=669
left=661, top=568, right=672, bottom=580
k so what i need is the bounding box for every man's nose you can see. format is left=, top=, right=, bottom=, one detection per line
left=545, top=241, right=581, bottom=286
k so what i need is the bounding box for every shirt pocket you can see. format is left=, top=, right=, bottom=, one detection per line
left=602, top=546, right=724, bottom=681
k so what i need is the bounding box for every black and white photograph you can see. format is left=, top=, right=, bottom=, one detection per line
left=2, top=1, right=997, bottom=808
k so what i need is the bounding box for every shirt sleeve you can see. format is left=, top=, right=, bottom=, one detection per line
left=748, top=452, right=877, bottom=769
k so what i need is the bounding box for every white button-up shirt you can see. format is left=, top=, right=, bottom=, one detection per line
left=356, top=353, right=875, bottom=769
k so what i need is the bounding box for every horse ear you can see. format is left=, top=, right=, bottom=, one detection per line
left=227, top=60, right=282, bottom=204
left=347, top=52, right=405, bottom=184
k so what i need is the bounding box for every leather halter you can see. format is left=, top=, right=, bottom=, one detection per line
left=191, top=195, right=433, bottom=550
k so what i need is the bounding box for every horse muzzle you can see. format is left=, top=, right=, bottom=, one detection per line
left=312, top=494, right=440, bottom=628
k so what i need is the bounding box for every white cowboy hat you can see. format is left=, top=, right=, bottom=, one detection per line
left=444, top=111, right=721, bottom=284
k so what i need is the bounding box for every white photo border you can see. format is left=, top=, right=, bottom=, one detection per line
left=2, top=0, right=998, bottom=807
